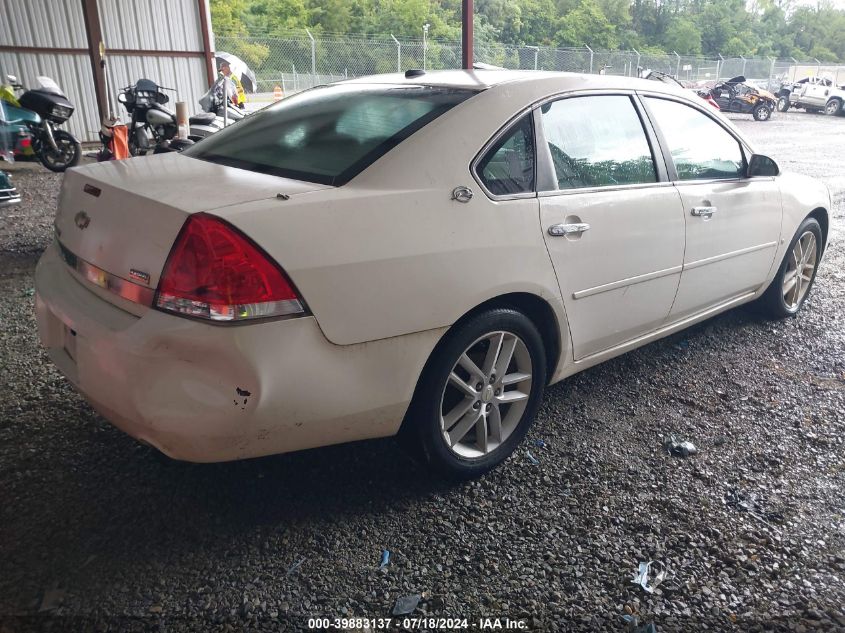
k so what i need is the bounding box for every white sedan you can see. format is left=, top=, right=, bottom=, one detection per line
left=35, top=70, right=829, bottom=479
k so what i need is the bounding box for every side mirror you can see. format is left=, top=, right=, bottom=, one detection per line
left=747, top=154, right=779, bottom=178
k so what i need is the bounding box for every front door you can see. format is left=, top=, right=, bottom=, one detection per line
left=537, top=94, right=686, bottom=360
left=643, top=97, right=782, bottom=320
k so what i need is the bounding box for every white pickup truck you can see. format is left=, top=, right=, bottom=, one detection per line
left=777, top=76, right=845, bottom=116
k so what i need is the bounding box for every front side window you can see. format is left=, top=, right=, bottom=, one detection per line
left=476, top=114, right=536, bottom=196
left=185, top=84, right=476, bottom=186
left=539, top=95, right=657, bottom=190
left=645, top=97, right=745, bottom=180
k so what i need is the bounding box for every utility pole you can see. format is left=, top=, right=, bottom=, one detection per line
left=462, top=0, right=474, bottom=69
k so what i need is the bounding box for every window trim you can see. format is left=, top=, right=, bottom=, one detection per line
left=533, top=91, right=667, bottom=195
left=637, top=92, right=754, bottom=184
left=470, top=108, right=539, bottom=201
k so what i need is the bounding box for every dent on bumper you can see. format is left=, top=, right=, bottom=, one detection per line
left=35, top=242, right=445, bottom=462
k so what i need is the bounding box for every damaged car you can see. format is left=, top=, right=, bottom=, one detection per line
left=707, top=76, right=776, bottom=121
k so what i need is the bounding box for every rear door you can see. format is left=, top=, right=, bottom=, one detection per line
left=642, top=96, right=782, bottom=320
left=537, top=93, right=686, bottom=360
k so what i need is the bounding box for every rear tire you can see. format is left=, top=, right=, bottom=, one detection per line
left=753, top=104, right=772, bottom=121
left=757, top=217, right=822, bottom=319
left=404, top=309, right=547, bottom=480
left=777, top=96, right=790, bottom=112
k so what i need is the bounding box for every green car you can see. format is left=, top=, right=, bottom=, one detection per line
left=0, top=168, right=20, bottom=208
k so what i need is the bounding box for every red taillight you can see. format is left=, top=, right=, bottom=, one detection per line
left=155, top=213, right=304, bottom=322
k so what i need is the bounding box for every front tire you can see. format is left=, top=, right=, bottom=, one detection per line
left=825, top=99, right=842, bottom=116
left=777, top=96, right=790, bottom=112
left=758, top=217, right=823, bottom=318
left=405, top=309, right=547, bottom=480
left=36, top=129, right=80, bottom=172
left=753, top=104, right=772, bottom=121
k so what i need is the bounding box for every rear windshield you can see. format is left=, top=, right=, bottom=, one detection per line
left=184, top=84, right=476, bottom=185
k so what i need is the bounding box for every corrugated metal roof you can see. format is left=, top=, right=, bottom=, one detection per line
left=100, top=0, right=202, bottom=51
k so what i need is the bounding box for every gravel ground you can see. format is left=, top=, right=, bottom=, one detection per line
left=0, top=111, right=843, bottom=633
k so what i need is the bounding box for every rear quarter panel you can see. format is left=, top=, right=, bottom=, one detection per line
left=216, top=83, right=567, bottom=347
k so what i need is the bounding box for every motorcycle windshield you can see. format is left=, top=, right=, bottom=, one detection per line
left=35, top=76, right=66, bottom=97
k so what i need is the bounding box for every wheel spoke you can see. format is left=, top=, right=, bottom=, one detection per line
left=494, top=335, right=517, bottom=378
left=475, top=412, right=488, bottom=453
left=481, top=333, right=503, bottom=376
left=802, top=240, right=816, bottom=267
left=497, top=390, right=529, bottom=404
left=488, top=405, right=502, bottom=442
left=457, top=353, right=483, bottom=381
left=448, top=409, right=481, bottom=446
left=783, top=274, right=798, bottom=296
left=449, top=372, right=476, bottom=398
left=443, top=397, right=475, bottom=431
left=501, top=372, right=531, bottom=386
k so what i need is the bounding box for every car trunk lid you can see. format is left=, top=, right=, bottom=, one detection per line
left=54, top=153, right=330, bottom=313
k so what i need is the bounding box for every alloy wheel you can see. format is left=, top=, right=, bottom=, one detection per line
left=439, top=331, right=533, bottom=459
left=782, top=230, right=818, bottom=311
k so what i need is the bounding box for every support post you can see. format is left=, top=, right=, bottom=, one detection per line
left=391, top=34, right=401, bottom=72
left=585, top=45, right=593, bottom=73
left=813, top=57, right=821, bottom=76
left=80, top=0, right=108, bottom=122
left=529, top=46, right=538, bottom=70
left=197, top=0, right=215, bottom=87
left=674, top=51, right=681, bottom=77
left=306, top=29, right=316, bottom=78
left=632, top=48, right=640, bottom=76
left=768, top=57, right=776, bottom=91
left=717, top=53, right=724, bottom=80
left=462, top=0, right=473, bottom=69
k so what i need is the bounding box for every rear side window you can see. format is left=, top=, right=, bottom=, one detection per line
left=476, top=114, right=535, bottom=196
left=185, top=84, right=476, bottom=186
left=645, top=97, right=744, bottom=180
left=539, top=95, right=656, bottom=190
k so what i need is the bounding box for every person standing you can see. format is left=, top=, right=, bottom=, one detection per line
left=219, top=60, right=245, bottom=109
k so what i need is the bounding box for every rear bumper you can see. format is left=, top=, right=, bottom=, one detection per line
left=35, top=241, right=443, bottom=462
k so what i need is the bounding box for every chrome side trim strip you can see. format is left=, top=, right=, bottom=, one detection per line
left=573, top=265, right=682, bottom=300
left=58, top=240, right=155, bottom=307
left=684, top=241, right=778, bottom=271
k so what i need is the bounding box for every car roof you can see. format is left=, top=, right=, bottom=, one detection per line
left=340, top=69, right=689, bottom=95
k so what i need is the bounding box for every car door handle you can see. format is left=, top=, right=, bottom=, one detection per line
left=548, top=223, right=590, bottom=236
left=691, top=206, right=717, bottom=217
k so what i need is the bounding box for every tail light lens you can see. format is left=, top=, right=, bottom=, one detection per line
left=155, top=213, right=305, bottom=322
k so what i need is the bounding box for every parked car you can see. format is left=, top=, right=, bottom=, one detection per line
left=0, top=168, right=20, bottom=207
left=777, top=76, right=845, bottom=116
left=707, top=76, right=776, bottom=121
left=639, top=69, right=720, bottom=110
left=35, top=71, right=829, bottom=479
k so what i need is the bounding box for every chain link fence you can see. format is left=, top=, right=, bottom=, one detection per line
left=215, top=32, right=844, bottom=101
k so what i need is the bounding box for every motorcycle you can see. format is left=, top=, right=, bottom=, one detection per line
left=118, top=79, right=220, bottom=155
left=0, top=75, right=81, bottom=172
left=199, top=75, right=248, bottom=123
